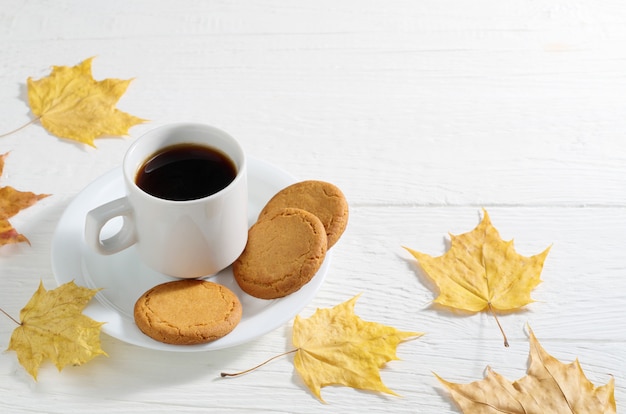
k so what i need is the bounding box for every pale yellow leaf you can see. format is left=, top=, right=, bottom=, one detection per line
left=292, top=295, right=422, bottom=402
left=7, top=281, right=107, bottom=379
left=404, top=209, right=550, bottom=313
left=27, top=57, right=146, bottom=146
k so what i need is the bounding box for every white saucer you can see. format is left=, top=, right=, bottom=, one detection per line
left=51, top=157, right=331, bottom=352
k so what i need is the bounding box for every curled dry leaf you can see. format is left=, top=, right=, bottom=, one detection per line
left=7, top=281, right=107, bottom=380
left=292, top=295, right=422, bottom=402
left=436, top=328, right=616, bottom=414
left=26, top=57, right=146, bottom=146
left=0, top=152, right=49, bottom=246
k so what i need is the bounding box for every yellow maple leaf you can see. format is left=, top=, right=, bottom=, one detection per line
left=7, top=281, right=107, bottom=380
left=292, top=295, right=422, bottom=402
left=404, top=210, right=550, bottom=313
left=0, top=152, right=49, bottom=246
left=436, top=328, right=616, bottom=414
left=26, top=57, right=146, bottom=146
left=404, top=210, right=549, bottom=345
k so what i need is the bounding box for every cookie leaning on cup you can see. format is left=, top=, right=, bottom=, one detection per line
left=258, top=180, right=348, bottom=248
left=134, top=280, right=242, bottom=345
left=233, top=208, right=327, bottom=299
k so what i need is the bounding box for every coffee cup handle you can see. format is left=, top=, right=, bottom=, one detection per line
left=85, top=197, right=137, bottom=255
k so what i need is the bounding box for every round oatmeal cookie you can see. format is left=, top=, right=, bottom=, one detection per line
left=233, top=208, right=327, bottom=299
left=134, top=279, right=242, bottom=345
left=258, top=180, right=348, bottom=248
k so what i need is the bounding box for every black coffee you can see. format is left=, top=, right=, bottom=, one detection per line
left=136, top=143, right=237, bottom=201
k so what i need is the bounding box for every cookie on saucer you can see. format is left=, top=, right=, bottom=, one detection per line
left=233, top=208, right=327, bottom=299
left=258, top=180, right=348, bottom=248
left=134, top=279, right=242, bottom=345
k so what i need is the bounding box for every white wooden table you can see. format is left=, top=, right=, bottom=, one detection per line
left=1, top=1, right=624, bottom=412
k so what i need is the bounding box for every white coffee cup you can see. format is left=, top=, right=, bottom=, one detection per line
left=84, top=123, right=248, bottom=279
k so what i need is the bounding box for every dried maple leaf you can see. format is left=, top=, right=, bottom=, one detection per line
left=292, top=295, right=422, bottom=402
left=404, top=209, right=550, bottom=345
left=26, top=57, right=146, bottom=146
left=436, top=328, right=616, bottom=414
left=6, top=281, right=107, bottom=380
left=0, top=152, right=49, bottom=246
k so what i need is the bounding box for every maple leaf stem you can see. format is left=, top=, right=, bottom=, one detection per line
left=220, top=349, right=299, bottom=378
left=0, top=117, right=41, bottom=138
left=0, top=306, right=21, bottom=325
left=487, top=302, right=509, bottom=347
